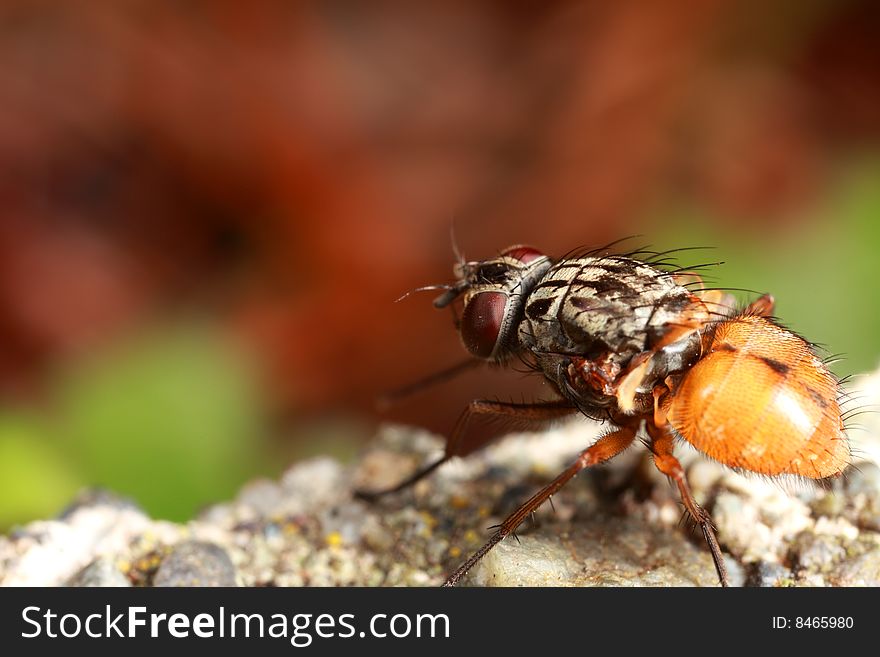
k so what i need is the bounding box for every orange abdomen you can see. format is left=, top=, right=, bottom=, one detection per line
left=667, top=316, right=850, bottom=479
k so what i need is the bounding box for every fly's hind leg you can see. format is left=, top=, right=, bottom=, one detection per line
left=743, top=293, right=775, bottom=317
left=645, top=421, right=730, bottom=587
left=443, top=423, right=638, bottom=586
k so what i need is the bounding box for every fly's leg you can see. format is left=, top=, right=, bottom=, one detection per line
left=354, top=399, right=576, bottom=501
left=743, top=293, right=775, bottom=317
left=376, top=358, right=482, bottom=410
left=645, top=421, right=729, bottom=587
left=443, top=424, right=637, bottom=586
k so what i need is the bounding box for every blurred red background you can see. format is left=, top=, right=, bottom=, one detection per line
left=1, top=0, right=879, bottom=442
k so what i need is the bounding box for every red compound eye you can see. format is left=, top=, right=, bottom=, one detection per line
left=502, top=245, right=544, bottom=264
left=460, top=291, right=508, bottom=359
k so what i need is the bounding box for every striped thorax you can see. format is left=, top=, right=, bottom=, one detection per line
left=441, top=246, right=710, bottom=419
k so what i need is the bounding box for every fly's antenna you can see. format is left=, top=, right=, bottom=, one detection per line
left=395, top=284, right=453, bottom=303
left=433, top=280, right=469, bottom=308
left=450, top=223, right=465, bottom=268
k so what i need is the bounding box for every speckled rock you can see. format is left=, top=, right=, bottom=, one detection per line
left=3, top=365, right=880, bottom=587
left=66, top=556, right=132, bottom=587
left=827, top=547, right=880, bottom=586
left=154, top=541, right=238, bottom=587
left=0, top=490, right=178, bottom=586
left=747, top=561, right=794, bottom=587
left=471, top=518, right=722, bottom=587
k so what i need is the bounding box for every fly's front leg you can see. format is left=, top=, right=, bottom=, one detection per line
left=645, top=421, right=729, bottom=587
left=354, top=399, right=576, bottom=501
left=376, top=358, right=483, bottom=410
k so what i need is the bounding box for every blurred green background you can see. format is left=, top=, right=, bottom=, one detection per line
left=1, top=1, right=878, bottom=530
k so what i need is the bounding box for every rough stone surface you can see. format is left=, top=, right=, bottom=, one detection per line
left=747, top=561, right=793, bottom=588
left=66, top=556, right=132, bottom=587
left=472, top=518, right=722, bottom=587
left=153, top=541, right=238, bottom=587
left=3, top=367, right=880, bottom=587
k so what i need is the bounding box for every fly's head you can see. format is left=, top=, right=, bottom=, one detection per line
left=434, top=246, right=552, bottom=361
